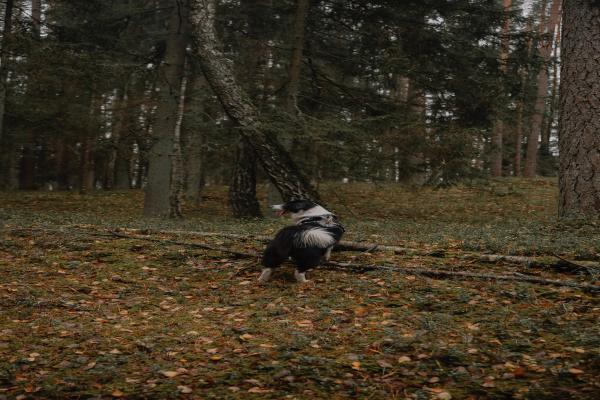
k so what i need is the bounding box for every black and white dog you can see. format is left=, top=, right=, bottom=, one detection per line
left=259, top=200, right=345, bottom=283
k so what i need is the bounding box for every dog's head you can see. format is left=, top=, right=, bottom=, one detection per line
left=271, top=199, right=332, bottom=221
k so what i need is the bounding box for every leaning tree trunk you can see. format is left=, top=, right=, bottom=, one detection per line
left=558, top=0, right=600, bottom=218
left=143, top=0, right=189, bottom=217
left=524, top=0, right=561, bottom=178
left=191, top=0, right=320, bottom=202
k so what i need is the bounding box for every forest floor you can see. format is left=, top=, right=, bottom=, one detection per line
left=0, top=178, right=598, bottom=399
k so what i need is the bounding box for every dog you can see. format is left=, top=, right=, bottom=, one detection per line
left=259, top=199, right=345, bottom=283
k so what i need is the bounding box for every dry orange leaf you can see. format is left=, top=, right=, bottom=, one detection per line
left=568, top=368, right=584, bottom=374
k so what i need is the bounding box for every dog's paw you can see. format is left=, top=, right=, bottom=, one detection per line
left=258, top=268, right=273, bottom=284
left=294, top=270, right=309, bottom=283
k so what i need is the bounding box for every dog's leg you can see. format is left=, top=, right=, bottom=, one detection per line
left=324, top=246, right=333, bottom=261
left=258, top=268, right=273, bottom=283
left=294, top=269, right=308, bottom=283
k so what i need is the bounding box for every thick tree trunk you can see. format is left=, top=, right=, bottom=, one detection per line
left=182, top=74, right=206, bottom=204
left=143, top=0, right=189, bottom=217
left=285, top=0, right=310, bottom=114
left=229, top=137, right=261, bottom=217
left=228, top=0, right=271, bottom=218
left=192, top=0, right=319, bottom=202
left=524, top=0, right=561, bottom=178
left=558, top=0, right=600, bottom=218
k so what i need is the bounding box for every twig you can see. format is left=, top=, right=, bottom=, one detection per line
left=552, top=253, right=597, bottom=275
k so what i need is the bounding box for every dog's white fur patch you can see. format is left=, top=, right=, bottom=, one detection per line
left=291, top=205, right=332, bottom=222
left=258, top=268, right=273, bottom=283
left=294, top=270, right=308, bottom=283
left=296, top=228, right=336, bottom=248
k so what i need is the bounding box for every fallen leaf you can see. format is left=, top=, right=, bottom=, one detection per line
left=239, top=333, right=254, bottom=341
left=160, top=370, right=179, bottom=378
left=377, top=359, right=393, bottom=368
left=83, top=361, right=96, bottom=370
left=351, top=361, right=361, bottom=370
left=111, top=389, right=124, bottom=397
left=178, top=385, right=193, bottom=393
left=437, top=391, right=452, bottom=400
left=398, top=356, right=411, bottom=364
left=248, top=387, right=273, bottom=393
left=568, top=368, right=584, bottom=375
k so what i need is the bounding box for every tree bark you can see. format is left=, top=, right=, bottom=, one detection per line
left=228, top=0, right=272, bottom=218
left=558, top=0, right=600, bottom=218
left=169, top=73, right=187, bottom=218
left=524, top=0, right=561, bottom=178
left=490, top=0, right=512, bottom=178
left=143, top=0, right=189, bottom=217
left=540, top=25, right=561, bottom=158
left=191, top=0, right=320, bottom=202
left=182, top=73, right=206, bottom=204
left=31, top=0, right=41, bottom=37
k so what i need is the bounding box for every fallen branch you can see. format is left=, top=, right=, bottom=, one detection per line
left=324, top=261, right=599, bottom=292
left=107, top=231, right=259, bottom=259
left=117, top=228, right=599, bottom=271
left=11, top=226, right=600, bottom=272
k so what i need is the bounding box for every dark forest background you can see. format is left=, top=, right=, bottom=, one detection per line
left=0, top=0, right=591, bottom=219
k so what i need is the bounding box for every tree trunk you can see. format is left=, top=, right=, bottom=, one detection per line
left=105, top=88, right=126, bottom=189
left=191, top=0, right=320, bottom=202
left=558, top=0, right=600, bottom=218
left=169, top=73, right=188, bottom=218
left=0, top=0, right=14, bottom=189
left=229, top=137, right=261, bottom=217
left=524, top=0, right=561, bottom=178
left=18, top=0, right=43, bottom=190
left=143, top=0, right=189, bottom=217
left=541, top=25, right=561, bottom=157
left=229, top=0, right=272, bottom=218
left=285, top=0, right=310, bottom=114
left=490, top=0, right=512, bottom=178
left=31, top=0, right=41, bottom=37
left=182, top=74, right=206, bottom=204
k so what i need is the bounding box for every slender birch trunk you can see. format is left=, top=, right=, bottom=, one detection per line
left=143, top=0, right=189, bottom=217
